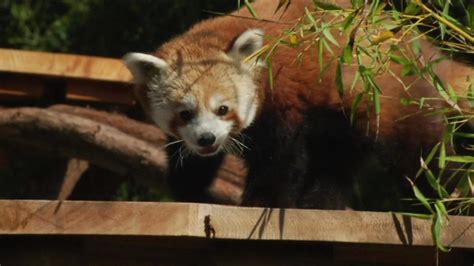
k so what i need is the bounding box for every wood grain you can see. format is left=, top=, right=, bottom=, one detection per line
left=0, top=200, right=472, bottom=249
left=0, top=48, right=132, bottom=82
left=0, top=108, right=168, bottom=186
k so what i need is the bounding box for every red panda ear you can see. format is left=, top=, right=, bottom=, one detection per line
left=123, top=53, right=168, bottom=84
left=228, top=28, right=264, bottom=64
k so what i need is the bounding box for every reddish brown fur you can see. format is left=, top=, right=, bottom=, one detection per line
left=150, top=0, right=471, bottom=154
left=134, top=0, right=473, bottom=209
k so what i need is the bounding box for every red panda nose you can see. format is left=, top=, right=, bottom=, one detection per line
left=197, top=133, right=216, bottom=147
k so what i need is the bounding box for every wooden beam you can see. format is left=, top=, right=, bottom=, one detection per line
left=0, top=200, right=473, bottom=248
left=0, top=48, right=132, bottom=82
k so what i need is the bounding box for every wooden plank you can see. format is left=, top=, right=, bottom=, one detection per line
left=0, top=200, right=473, bottom=249
left=0, top=48, right=132, bottom=82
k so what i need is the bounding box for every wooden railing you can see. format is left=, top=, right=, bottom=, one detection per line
left=0, top=48, right=134, bottom=105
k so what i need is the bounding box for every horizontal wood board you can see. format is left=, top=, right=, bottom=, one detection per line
left=0, top=200, right=473, bottom=249
left=0, top=48, right=132, bottom=82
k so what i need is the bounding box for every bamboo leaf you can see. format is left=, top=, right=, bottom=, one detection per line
left=406, top=177, right=434, bottom=214
left=404, top=2, right=421, bottom=15
left=445, top=156, right=474, bottom=163
left=416, top=143, right=440, bottom=179
left=321, top=37, right=334, bottom=55
left=336, top=61, right=344, bottom=97
left=447, top=84, right=458, bottom=103
left=397, top=212, right=432, bottom=220
left=435, top=200, right=448, bottom=217
left=313, top=1, right=342, bottom=10
left=244, top=0, right=259, bottom=19
left=432, top=204, right=450, bottom=252
left=304, top=7, right=317, bottom=30
left=351, top=92, right=364, bottom=125
left=390, top=54, right=410, bottom=65
left=322, top=26, right=340, bottom=48
left=266, top=57, right=273, bottom=91
left=342, top=11, right=356, bottom=31
left=439, top=0, right=451, bottom=40
left=342, top=42, right=353, bottom=64
left=439, top=138, right=446, bottom=170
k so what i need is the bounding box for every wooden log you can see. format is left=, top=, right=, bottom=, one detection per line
left=0, top=48, right=132, bottom=82
left=0, top=200, right=473, bottom=249
left=0, top=107, right=167, bottom=186
left=49, top=104, right=168, bottom=147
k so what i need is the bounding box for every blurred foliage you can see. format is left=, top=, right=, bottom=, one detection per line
left=0, top=0, right=237, bottom=57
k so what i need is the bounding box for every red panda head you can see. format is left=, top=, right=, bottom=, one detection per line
left=124, top=29, right=264, bottom=156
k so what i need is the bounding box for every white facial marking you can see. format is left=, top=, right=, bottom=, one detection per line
left=178, top=110, right=233, bottom=156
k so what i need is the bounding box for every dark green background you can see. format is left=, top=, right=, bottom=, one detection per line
left=0, top=0, right=237, bottom=57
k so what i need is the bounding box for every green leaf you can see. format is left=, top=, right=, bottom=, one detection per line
left=416, top=143, right=441, bottom=178
left=390, top=54, right=410, bottom=65
left=408, top=179, right=434, bottom=214
left=439, top=0, right=451, bottom=40
left=244, top=0, right=260, bottom=19
left=336, top=61, right=344, bottom=97
left=342, top=11, right=356, bottom=31
left=397, top=212, right=432, bottom=220
left=266, top=58, right=273, bottom=91
left=435, top=200, right=448, bottom=217
left=453, top=132, right=474, bottom=138
left=341, top=43, right=353, bottom=64
left=447, top=84, right=458, bottom=103
left=321, top=37, right=334, bottom=55
left=400, top=97, right=414, bottom=106
left=444, top=156, right=474, bottom=163
left=322, top=26, right=340, bottom=48
left=351, top=92, right=364, bottom=125
left=424, top=167, right=449, bottom=199
left=411, top=39, right=421, bottom=57
left=432, top=205, right=450, bottom=252
left=313, top=1, right=342, bottom=10
left=351, top=0, right=364, bottom=9
left=304, top=7, right=317, bottom=30
left=404, top=2, right=421, bottom=15
left=318, top=38, right=324, bottom=78
left=439, top=139, right=446, bottom=170
left=467, top=4, right=474, bottom=29
left=467, top=79, right=474, bottom=108
left=373, top=86, right=381, bottom=116
left=401, top=64, right=417, bottom=76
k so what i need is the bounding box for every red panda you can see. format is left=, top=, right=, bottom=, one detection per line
left=123, top=0, right=473, bottom=209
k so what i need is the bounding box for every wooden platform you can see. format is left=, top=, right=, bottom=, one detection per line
left=0, top=49, right=134, bottom=105
left=1, top=200, right=473, bottom=265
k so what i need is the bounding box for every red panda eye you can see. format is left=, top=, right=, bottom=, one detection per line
left=179, top=110, right=193, bottom=122
left=217, top=105, right=229, bottom=116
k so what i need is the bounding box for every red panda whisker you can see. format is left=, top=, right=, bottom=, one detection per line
left=229, top=136, right=249, bottom=153
left=163, top=139, right=184, bottom=148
